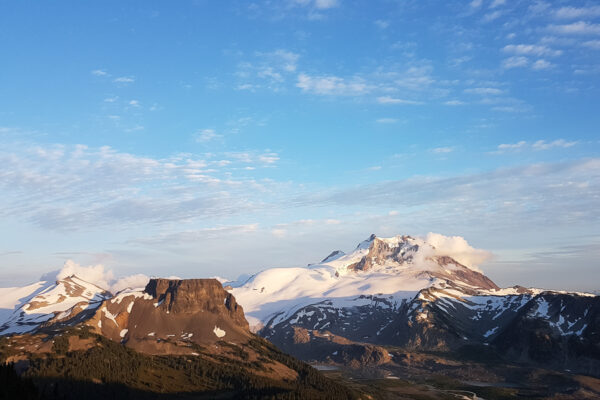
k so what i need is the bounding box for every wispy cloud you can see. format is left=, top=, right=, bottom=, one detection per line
left=296, top=73, right=371, bottom=95
left=431, top=147, right=454, bottom=154
left=258, top=152, right=279, bottom=164
left=296, top=159, right=600, bottom=231
left=497, top=141, right=527, bottom=151
left=0, top=142, right=282, bottom=230
left=554, top=6, right=600, bottom=20
left=502, top=44, right=562, bottom=57
left=194, top=129, right=222, bottom=142
left=375, top=20, right=389, bottom=29
left=113, top=76, right=135, bottom=83
left=376, top=96, right=423, bottom=105
left=548, top=21, right=600, bottom=35
left=313, top=0, right=339, bottom=10
left=489, top=0, right=506, bottom=9
left=444, top=100, right=465, bottom=106
left=502, top=56, right=529, bottom=69
left=495, top=139, right=577, bottom=153
left=483, top=10, right=503, bottom=22
left=531, top=59, right=552, bottom=70
left=469, top=0, right=482, bottom=9
left=91, top=69, right=108, bottom=76
left=375, top=118, right=398, bottom=124
left=532, top=139, right=578, bottom=150
left=501, top=55, right=554, bottom=70
left=582, top=40, right=600, bottom=49
left=464, top=87, right=504, bottom=95
left=129, top=224, right=260, bottom=248
left=236, top=49, right=300, bottom=90
left=491, top=105, right=531, bottom=113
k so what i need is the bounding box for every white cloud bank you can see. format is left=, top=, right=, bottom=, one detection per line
left=423, top=233, right=492, bottom=271
left=56, top=260, right=115, bottom=290
left=54, top=260, right=149, bottom=294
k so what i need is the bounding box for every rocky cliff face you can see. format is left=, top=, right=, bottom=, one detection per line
left=347, top=236, right=498, bottom=290
left=493, top=292, right=600, bottom=376
left=89, top=278, right=251, bottom=354
left=144, top=278, right=247, bottom=326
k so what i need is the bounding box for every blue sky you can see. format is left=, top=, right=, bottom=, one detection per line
left=1, top=0, right=599, bottom=290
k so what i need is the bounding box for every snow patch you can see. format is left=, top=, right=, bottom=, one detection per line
left=101, top=307, right=119, bottom=327
left=484, top=327, right=498, bottom=337
left=213, top=326, right=226, bottom=338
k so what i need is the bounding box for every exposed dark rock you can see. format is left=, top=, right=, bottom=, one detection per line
left=90, top=278, right=250, bottom=354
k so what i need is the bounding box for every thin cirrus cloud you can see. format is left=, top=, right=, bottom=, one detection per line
left=292, top=0, right=340, bottom=10
left=313, top=0, right=339, bottom=10
left=91, top=69, right=108, bottom=76
left=296, top=73, right=371, bottom=95
left=194, top=129, right=223, bottom=142
left=444, top=100, right=465, bottom=106
left=502, top=56, right=529, bottom=69
left=554, top=6, right=600, bottom=19
left=547, top=21, right=600, bottom=35
left=431, top=147, right=454, bottom=154
left=582, top=40, right=600, bottom=49
left=236, top=50, right=300, bottom=90
left=469, top=0, right=483, bottom=9
left=501, top=57, right=553, bottom=70
left=489, top=0, right=506, bottom=9
left=464, top=87, right=504, bottom=95
left=532, top=139, right=578, bottom=150
left=375, top=118, right=398, bottom=124
left=495, top=139, right=577, bottom=153
left=376, top=96, right=423, bottom=105
left=113, top=76, right=135, bottom=83
left=298, top=158, right=600, bottom=231
left=0, top=141, right=281, bottom=230
left=531, top=59, right=552, bottom=70
left=502, top=44, right=562, bottom=57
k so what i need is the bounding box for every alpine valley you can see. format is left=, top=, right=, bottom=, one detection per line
left=1, top=234, right=599, bottom=399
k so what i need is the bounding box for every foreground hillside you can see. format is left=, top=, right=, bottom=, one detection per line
left=0, top=278, right=361, bottom=399
left=0, top=328, right=360, bottom=399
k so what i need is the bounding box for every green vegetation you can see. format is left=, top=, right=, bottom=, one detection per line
left=425, top=374, right=519, bottom=400
left=0, top=363, right=38, bottom=400
left=51, top=335, right=69, bottom=355
left=1, top=329, right=360, bottom=400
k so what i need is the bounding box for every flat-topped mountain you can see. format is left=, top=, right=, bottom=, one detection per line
left=89, top=278, right=251, bottom=354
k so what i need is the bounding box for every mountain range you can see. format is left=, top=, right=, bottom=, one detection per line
left=1, top=233, right=599, bottom=398
left=229, top=234, right=599, bottom=376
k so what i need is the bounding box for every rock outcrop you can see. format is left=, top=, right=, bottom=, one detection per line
left=89, top=278, right=251, bottom=354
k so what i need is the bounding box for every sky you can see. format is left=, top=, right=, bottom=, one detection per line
left=0, top=0, right=599, bottom=291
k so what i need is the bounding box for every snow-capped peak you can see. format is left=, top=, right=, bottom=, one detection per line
left=0, top=274, right=111, bottom=335
left=355, top=233, right=377, bottom=250
left=319, top=234, right=491, bottom=279
left=230, top=233, right=497, bottom=330
left=321, top=250, right=346, bottom=263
